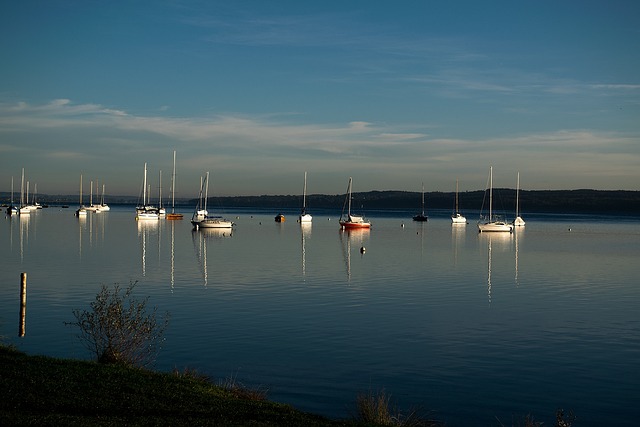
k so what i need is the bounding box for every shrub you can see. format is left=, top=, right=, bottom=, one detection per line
left=67, top=282, right=169, bottom=368
left=355, top=388, right=439, bottom=426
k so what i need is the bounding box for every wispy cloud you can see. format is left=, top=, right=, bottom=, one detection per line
left=1, top=99, right=638, bottom=195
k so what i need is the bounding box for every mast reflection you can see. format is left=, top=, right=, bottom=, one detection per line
left=479, top=232, right=512, bottom=303
left=339, top=228, right=369, bottom=283
left=192, top=228, right=232, bottom=287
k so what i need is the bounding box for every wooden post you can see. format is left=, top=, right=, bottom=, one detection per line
left=19, top=272, right=26, bottom=337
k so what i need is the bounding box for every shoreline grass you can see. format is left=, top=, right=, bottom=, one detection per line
left=0, top=345, right=349, bottom=426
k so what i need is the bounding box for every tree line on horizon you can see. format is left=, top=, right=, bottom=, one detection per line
left=4, top=189, right=638, bottom=214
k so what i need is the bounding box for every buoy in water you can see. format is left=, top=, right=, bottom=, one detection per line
left=360, top=246, right=366, bottom=254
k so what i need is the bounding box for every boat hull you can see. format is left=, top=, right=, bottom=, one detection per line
left=452, top=214, right=467, bottom=224
left=340, top=221, right=371, bottom=229
left=513, top=216, right=526, bottom=227
left=299, top=213, right=312, bottom=223
left=192, top=217, right=234, bottom=229
left=478, top=222, right=513, bottom=233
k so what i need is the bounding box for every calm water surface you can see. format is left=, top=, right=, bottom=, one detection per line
left=1, top=206, right=639, bottom=426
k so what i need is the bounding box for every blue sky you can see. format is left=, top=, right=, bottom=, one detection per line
left=1, top=1, right=639, bottom=198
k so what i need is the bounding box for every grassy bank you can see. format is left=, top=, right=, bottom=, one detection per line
left=0, top=345, right=353, bottom=426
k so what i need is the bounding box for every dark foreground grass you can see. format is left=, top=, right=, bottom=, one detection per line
left=0, top=345, right=351, bottom=426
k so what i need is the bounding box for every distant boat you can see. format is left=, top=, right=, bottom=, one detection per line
left=75, top=174, right=87, bottom=217
left=6, top=176, right=18, bottom=216
left=298, top=171, right=312, bottom=223
left=477, top=167, right=512, bottom=233
left=339, top=177, right=371, bottom=230
left=451, top=178, right=466, bottom=224
left=412, top=182, right=428, bottom=222
left=19, top=169, right=31, bottom=215
left=86, top=180, right=100, bottom=212
left=275, top=213, right=286, bottom=222
left=191, top=171, right=234, bottom=229
left=136, top=163, right=159, bottom=220
left=99, top=183, right=110, bottom=211
left=513, top=172, right=525, bottom=227
left=166, top=150, right=183, bottom=220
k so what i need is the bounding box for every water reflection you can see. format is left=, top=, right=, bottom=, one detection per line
left=451, top=222, right=465, bottom=265
left=339, top=228, right=370, bottom=282
left=300, top=222, right=311, bottom=277
left=514, top=227, right=523, bottom=286
left=137, top=219, right=159, bottom=277
left=191, top=228, right=232, bottom=287
left=479, top=232, right=512, bottom=303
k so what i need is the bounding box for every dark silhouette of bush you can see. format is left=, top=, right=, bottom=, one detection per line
left=67, top=282, right=169, bottom=368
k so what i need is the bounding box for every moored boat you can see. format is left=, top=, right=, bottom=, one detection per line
left=477, top=167, right=512, bottom=233
left=191, top=172, right=234, bottom=230
left=412, top=182, right=428, bottom=222
left=339, top=177, right=371, bottom=230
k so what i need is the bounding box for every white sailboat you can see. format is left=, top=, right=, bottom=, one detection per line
left=99, top=183, right=110, bottom=211
left=166, top=150, right=183, bottom=220
left=339, top=177, right=371, bottom=230
left=7, top=176, right=19, bottom=215
left=191, top=172, right=234, bottom=229
left=86, top=180, right=100, bottom=211
left=75, top=174, right=87, bottom=217
left=136, top=163, right=159, bottom=220
left=158, top=170, right=166, bottom=217
left=19, top=169, right=30, bottom=215
left=477, top=167, right=512, bottom=233
left=513, top=172, right=525, bottom=227
left=299, top=171, right=312, bottom=223
left=451, top=179, right=466, bottom=224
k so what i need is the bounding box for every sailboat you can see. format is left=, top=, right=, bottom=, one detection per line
left=99, top=183, right=110, bottom=211
left=7, top=176, right=18, bottom=215
left=19, top=169, right=31, bottom=215
left=339, top=177, right=371, bottom=229
left=477, top=167, right=512, bottom=233
left=86, top=180, right=100, bottom=211
left=75, top=174, right=87, bottom=217
left=191, top=172, right=234, bottom=229
left=158, top=170, right=166, bottom=217
left=166, top=150, right=183, bottom=220
left=299, top=171, right=312, bottom=223
left=451, top=179, right=467, bottom=224
left=412, top=182, right=428, bottom=222
left=136, top=163, right=160, bottom=220
left=513, top=172, right=525, bottom=227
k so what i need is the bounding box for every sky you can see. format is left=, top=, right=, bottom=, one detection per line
left=1, top=0, right=639, bottom=198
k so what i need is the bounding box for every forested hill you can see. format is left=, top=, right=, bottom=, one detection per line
left=3, top=189, right=639, bottom=214
left=208, top=189, right=640, bottom=214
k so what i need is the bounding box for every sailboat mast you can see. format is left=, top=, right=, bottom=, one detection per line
left=303, top=171, right=307, bottom=210
left=79, top=174, right=83, bottom=206
left=159, top=170, right=163, bottom=208
left=171, top=150, right=176, bottom=212
left=347, top=177, right=353, bottom=216
left=204, top=172, right=209, bottom=213
left=455, top=179, right=459, bottom=213
left=421, top=182, right=425, bottom=216
left=143, top=163, right=148, bottom=206
left=516, top=172, right=520, bottom=217
left=489, top=166, right=493, bottom=220
left=21, top=169, right=25, bottom=207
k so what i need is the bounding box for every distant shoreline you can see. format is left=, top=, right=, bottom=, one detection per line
left=3, top=189, right=640, bottom=214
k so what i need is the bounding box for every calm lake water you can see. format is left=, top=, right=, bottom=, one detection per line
left=2, top=206, right=639, bottom=426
